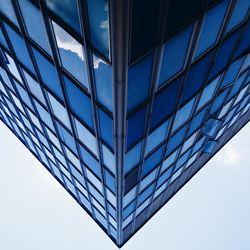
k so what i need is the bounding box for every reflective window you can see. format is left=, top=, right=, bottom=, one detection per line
left=74, top=118, right=98, bottom=157
left=202, top=118, right=221, bottom=137
left=151, top=78, right=180, bottom=129
left=203, top=139, right=218, bottom=153
left=173, top=97, right=195, bottom=131
left=64, top=76, right=93, bottom=130
left=125, top=142, right=142, bottom=175
left=145, top=120, right=168, bottom=155
left=0, top=67, right=14, bottom=92
left=139, top=168, right=157, bottom=192
left=158, top=25, right=193, bottom=87
left=5, top=53, right=22, bottom=83
left=105, top=170, right=115, bottom=193
left=32, top=48, right=63, bottom=100
left=197, top=75, right=220, bottom=110
left=180, top=131, right=198, bottom=154
left=48, top=92, right=71, bottom=129
left=161, top=149, right=178, bottom=173
left=86, top=0, right=110, bottom=58
left=0, top=0, right=19, bottom=26
left=45, top=0, right=80, bottom=33
left=0, top=27, right=9, bottom=49
left=93, top=54, right=112, bottom=112
left=53, top=22, right=89, bottom=90
left=127, top=52, right=153, bottom=112
left=18, top=0, right=51, bottom=54
left=218, top=99, right=233, bottom=118
left=226, top=0, right=250, bottom=33
left=194, top=1, right=229, bottom=59
left=4, top=24, right=35, bottom=73
left=102, top=144, right=115, bottom=174
left=23, top=70, right=46, bottom=105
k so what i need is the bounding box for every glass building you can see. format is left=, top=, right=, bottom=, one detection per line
left=0, top=0, right=249, bottom=247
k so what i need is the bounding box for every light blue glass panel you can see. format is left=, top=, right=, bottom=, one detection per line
left=124, top=142, right=142, bottom=175
left=127, top=52, right=153, bottom=112
left=74, top=118, right=98, bottom=157
left=123, top=186, right=136, bottom=208
left=218, top=99, right=233, bottom=118
left=0, top=67, right=14, bottom=92
left=23, top=70, right=46, bottom=105
left=5, top=53, right=22, bottom=83
left=32, top=48, right=63, bottom=100
left=173, top=97, right=195, bottom=131
left=139, top=168, right=157, bottom=192
left=145, top=120, right=168, bottom=155
left=48, top=92, right=71, bottom=129
left=93, top=54, right=112, bottom=112
left=202, top=118, right=221, bottom=137
left=53, top=22, right=89, bottom=90
left=45, top=0, right=80, bottom=33
left=197, top=75, right=220, bottom=110
left=18, top=0, right=51, bottom=54
left=226, top=0, right=250, bottom=33
left=180, top=131, right=198, bottom=154
left=4, top=24, right=35, bottom=73
left=64, top=76, right=93, bottom=130
left=241, top=54, right=250, bottom=72
left=86, top=0, right=110, bottom=58
left=0, top=0, right=19, bottom=26
left=158, top=25, right=193, bottom=87
left=194, top=1, right=229, bottom=59
left=102, top=144, right=115, bottom=174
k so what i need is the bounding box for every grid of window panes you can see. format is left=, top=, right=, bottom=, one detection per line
left=123, top=0, right=250, bottom=240
left=0, top=0, right=117, bottom=241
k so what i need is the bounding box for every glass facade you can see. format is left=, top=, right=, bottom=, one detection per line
left=0, top=0, right=249, bottom=247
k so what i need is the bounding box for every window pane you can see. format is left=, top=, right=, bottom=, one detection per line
left=127, top=52, right=153, bottom=112
left=0, top=0, right=19, bottom=26
left=93, top=54, right=112, bottom=112
left=5, top=24, right=35, bottom=73
left=45, top=0, right=80, bottom=33
left=18, top=0, right=51, bottom=54
left=53, top=22, right=89, bottom=90
left=32, top=48, right=63, bottom=100
left=173, top=97, right=195, bottom=131
left=64, top=76, right=93, bottom=130
left=158, top=25, right=193, bottom=87
left=86, top=0, right=110, bottom=58
left=226, top=0, right=250, bottom=33
left=125, top=142, right=142, bottom=175
left=194, top=1, right=229, bottom=59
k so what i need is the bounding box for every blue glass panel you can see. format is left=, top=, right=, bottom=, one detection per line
left=162, top=149, right=178, bottom=172
left=32, top=48, right=63, bottom=100
left=127, top=52, right=153, bottom=112
left=127, top=107, right=146, bottom=148
left=187, top=106, right=208, bottom=137
left=202, top=118, right=222, bottom=137
left=23, top=70, right=46, bottom=105
left=203, top=139, right=218, bottom=153
left=123, top=201, right=135, bottom=220
left=218, top=99, right=233, bottom=118
left=0, top=0, right=19, bottom=26
left=45, top=0, right=80, bottom=33
left=138, top=184, right=154, bottom=205
left=151, top=78, right=180, bottom=129
left=233, top=23, right=250, bottom=59
left=194, top=1, right=229, bottom=59
left=86, top=0, right=110, bottom=58
left=181, top=131, right=198, bottom=154
left=18, top=0, right=51, bottom=54
left=56, top=122, right=77, bottom=155
left=5, top=53, right=22, bottom=82
left=173, top=97, right=195, bottom=131
left=0, top=28, right=8, bottom=49
left=48, top=92, right=71, bottom=129
left=181, top=52, right=213, bottom=104
left=142, top=144, right=164, bottom=177
left=0, top=67, right=14, bottom=92
left=74, top=118, right=98, bottom=157
left=226, top=0, right=250, bottom=33
left=241, top=54, right=250, bottom=72
left=157, top=166, right=173, bottom=187
left=175, top=148, right=191, bottom=170
left=145, top=120, right=168, bottom=155
left=209, top=31, right=241, bottom=80
left=53, top=22, right=89, bottom=90
left=158, top=25, right=193, bottom=87
left=80, top=146, right=101, bottom=179
left=102, top=144, right=115, bottom=174
left=5, top=24, right=35, bottom=73
left=98, top=108, right=113, bottom=149
left=15, top=82, right=34, bottom=111
left=220, top=57, right=245, bottom=88
left=140, top=168, right=157, bottom=192
left=210, top=89, right=228, bottom=115
left=64, top=76, right=93, bottom=130
left=93, top=54, right=112, bottom=112
left=197, top=75, right=220, bottom=110
left=166, top=124, right=188, bottom=155
left=125, top=142, right=142, bottom=175
left=105, top=170, right=115, bottom=193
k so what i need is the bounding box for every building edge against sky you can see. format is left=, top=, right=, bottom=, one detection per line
left=0, top=0, right=250, bottom=247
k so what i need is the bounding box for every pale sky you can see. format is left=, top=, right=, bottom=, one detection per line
left=0, top=121, right=249, bottom=250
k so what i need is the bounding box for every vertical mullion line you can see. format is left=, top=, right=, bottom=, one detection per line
left=36, top=0, right=97, bottom=218
left=77, top=0, right=113, bottom=238
left=109, top=0, right=130, bottom=246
